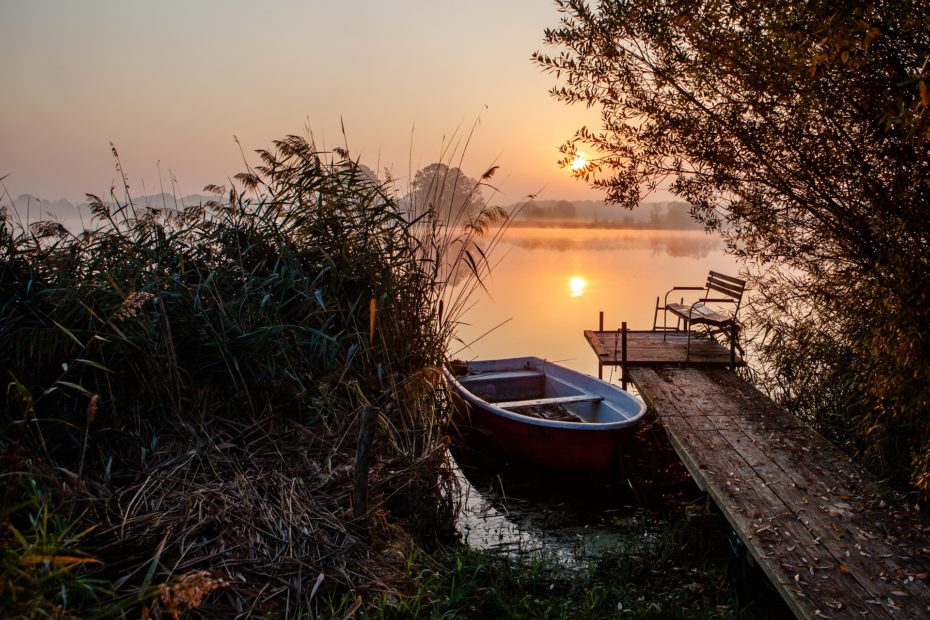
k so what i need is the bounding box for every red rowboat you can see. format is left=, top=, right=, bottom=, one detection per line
left=446, top=357, right=646, bottom=472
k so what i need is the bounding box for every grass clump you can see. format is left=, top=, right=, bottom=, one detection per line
left=0, top=472, right=109, bottom=617
left=366, top=511, right=782, bottom=620
left=382, top=419, right=789, bottom=620
left=1, top=134, right=508, bottom=617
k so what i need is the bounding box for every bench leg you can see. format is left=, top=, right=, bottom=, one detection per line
left=686, top=323, right=692, bottom=361
left=729, top=323, right=738, bottom=370
left=661, top=298, right=668, bottom=341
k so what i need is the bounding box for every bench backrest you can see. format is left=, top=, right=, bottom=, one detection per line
left=706, top=271, right=746, bottom=310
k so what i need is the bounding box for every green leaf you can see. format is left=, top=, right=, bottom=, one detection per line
left=53, top=320, right=85, bottom=349
left=55, top=381, right=94, bottom=397
left=75, top=359, right=113, bottom=373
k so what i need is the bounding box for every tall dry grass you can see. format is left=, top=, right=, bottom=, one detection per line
left=1, top=134, right=512, bottom=617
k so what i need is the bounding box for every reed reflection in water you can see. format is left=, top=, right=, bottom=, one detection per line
left=451, top=227, right=738, bottom=379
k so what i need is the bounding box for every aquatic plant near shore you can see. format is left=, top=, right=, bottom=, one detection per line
left=0, top=134, right=513, bottom=616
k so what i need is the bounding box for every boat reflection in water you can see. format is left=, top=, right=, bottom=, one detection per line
left=449, top=413, right=704, bottom=568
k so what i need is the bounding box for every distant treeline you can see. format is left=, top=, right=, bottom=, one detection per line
left=9, top=192, right=704, bottom=232
left=511, top=199, right=704, bottom=230
left=6, top=193, right=217, bottom=232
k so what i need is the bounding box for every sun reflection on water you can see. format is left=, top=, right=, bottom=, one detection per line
left=568, top=276, right=587, bottom=298
left=452, top=228, right=735, bottom=377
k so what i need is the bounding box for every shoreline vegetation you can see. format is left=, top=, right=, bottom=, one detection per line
left=0, top=137, right=496, bottom=617
left=1, top=137, right=780, bottom=618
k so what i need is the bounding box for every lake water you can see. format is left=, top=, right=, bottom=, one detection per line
left=451, top=226, right=739, bottom=379
left=449, top=226, right=740, bottom=560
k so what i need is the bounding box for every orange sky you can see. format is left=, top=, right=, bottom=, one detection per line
left=1, top=1, right=613, bottom=206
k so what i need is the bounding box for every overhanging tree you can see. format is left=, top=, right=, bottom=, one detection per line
left=535, top=0, right=930, bottom=493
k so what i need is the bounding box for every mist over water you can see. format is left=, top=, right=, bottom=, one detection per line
left=452, top=226, right=738, bottom=378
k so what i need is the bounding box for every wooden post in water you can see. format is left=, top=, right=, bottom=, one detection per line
left=352, top=407, right=378, bottom=528
left=614, top=328, right=620, bottom=381
left=598, top=311, right=604, bottom=379
left=621, top=322, right=628, bottom=390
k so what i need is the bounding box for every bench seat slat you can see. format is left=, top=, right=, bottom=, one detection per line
left=667, top=303, right=731, bottom=325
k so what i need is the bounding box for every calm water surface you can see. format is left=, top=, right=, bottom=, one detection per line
left=450, top=226, right=739, bottom=560
left=452, top=226, right=739, bottom=378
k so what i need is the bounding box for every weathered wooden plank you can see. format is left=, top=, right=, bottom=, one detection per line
left=650, top=369, right=930, bottom=545
left=665, top=424, right=874, bottom=618
left=583, top=330, right=609, bottom=357
left=721, top=425, right=930, bottom=608
left=631, top=368, right=708, bottom=418
left=641, top=368, right=930, bottom=604
left=627, top=366, right=930, bottom=618
left=690, top=368, right=807, bottom=431
left=718, top=426, right=930, bottom=614
left=584, top=330, right=742, bottom=367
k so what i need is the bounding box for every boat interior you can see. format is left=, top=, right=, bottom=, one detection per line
left=457, top=369, right=624, bottom=423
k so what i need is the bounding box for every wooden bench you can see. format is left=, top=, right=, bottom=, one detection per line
left=653, top=271, right=746, bottom=361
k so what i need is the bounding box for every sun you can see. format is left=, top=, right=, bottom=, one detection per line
left=568, top=276, right=587, bottom=298
left=570, top=152, right=589, bottom=171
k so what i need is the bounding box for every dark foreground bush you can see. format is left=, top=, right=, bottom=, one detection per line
left=1, top=136, right=506, bottom=617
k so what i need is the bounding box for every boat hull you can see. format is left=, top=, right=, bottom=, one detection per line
left=446, top=357, right=646, bottom=472
left=456, top=401, right=631, bottom=471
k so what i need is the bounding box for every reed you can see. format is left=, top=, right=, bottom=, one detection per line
left=0, top=134, right=513, bottom=616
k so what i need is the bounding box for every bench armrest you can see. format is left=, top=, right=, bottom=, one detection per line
left=664, top=286, right=705, bottom=306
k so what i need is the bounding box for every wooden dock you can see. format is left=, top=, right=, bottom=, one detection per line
left=628, top=366, right=930, bottom=618
left=584, top=328, right=743, bottom=379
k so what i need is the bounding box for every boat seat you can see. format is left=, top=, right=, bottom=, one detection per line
left=495, top=394, right=603, bottom=409
left=458, top=369, right=543, bottom=384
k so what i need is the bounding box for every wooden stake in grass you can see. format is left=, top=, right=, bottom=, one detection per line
left=353, top=407, right=378, bottom=527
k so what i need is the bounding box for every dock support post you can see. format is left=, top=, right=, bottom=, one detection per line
left=598, top=311, right=605, bottom=379
left=614, top=328, right=620, bottom=381
left=730, top=323, right=738, bottom=370
left=621, top=322, right=628, bottom=390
